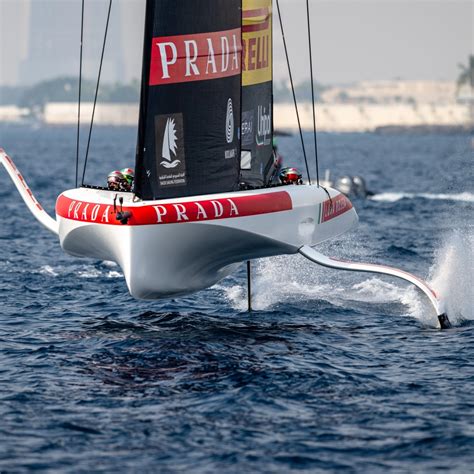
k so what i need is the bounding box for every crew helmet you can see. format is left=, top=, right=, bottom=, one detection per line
left=107, top=170, right=127, bottom=191
left=279, top=167, right=303, bottom=185
left=120, top=167, right=135, bottom=186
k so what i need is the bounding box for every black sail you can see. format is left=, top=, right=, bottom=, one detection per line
left=135, top=0, right=242, bottom=200
left=240, top=0, right=273, bottom=187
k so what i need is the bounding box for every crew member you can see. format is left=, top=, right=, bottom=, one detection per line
left=279, top=167, right=303, bottom=185
left=107, top=170, right=130, bottom=192
left=120, top=168, right=135, bottom=190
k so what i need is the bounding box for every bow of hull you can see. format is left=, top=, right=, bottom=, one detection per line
left=56, top=185, right=358, bottom=299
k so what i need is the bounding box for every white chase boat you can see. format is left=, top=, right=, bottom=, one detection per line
left=1, top=0, right=450, bottom=328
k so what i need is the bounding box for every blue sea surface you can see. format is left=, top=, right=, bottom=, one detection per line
left=0, top=124, right=473, bottom=472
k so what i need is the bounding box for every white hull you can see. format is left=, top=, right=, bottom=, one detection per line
left=56, top=186, right=357, bottom=299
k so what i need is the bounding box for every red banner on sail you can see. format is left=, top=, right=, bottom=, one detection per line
left=149, top=28, right=242, bottom=86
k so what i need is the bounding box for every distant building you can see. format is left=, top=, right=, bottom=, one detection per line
left=119, top=0, right=146, bottom=83
left=0, top=0, right=30, bottom=85
left=321, top=81, right=457, bottom=105
left=1, top=0, right=145, bottom=86
left=20, top=1, right=122, bottom=85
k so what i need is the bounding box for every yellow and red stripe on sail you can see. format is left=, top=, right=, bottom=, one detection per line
left=242, top=0, right=272, bottom=86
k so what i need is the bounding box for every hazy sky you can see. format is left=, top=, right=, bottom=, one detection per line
left=276, top=0, right=473, bottom=84
left=0, top=0, right=472, bottom=86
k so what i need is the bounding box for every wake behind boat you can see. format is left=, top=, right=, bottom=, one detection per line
left=0, top=0, right=451, bottom=328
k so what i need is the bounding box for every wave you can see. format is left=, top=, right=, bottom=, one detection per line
left=371, top=192, right=474, bottom=203
left=38, top=262, right=122, bottom=279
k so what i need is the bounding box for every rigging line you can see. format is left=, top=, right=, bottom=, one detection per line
left=239, top=0, right=243, bottom=185
left=75, top=0, right=85, bottom=188
left=81, top=0, right=113, bottom=186
left=275, top=0, right=312, bottom=185
left=305, top=0, right=320, bottom=187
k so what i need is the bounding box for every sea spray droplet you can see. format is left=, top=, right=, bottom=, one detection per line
left=429, top=230, right=474, bottom=325
left=371, top=192, right=474, bottom=203
left=222, top=253, right=453, bottom=328
left=39, top=265, right=59, bottom=277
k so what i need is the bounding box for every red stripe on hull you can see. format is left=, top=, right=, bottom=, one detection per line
left=56, top=191, right=293, bottom=226
left=321, top=194, right=353, bottom=223
left=3, top=152, right=43, bottom=211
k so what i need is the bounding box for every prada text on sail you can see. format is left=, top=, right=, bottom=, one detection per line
left=150, top=28, right=242, bottom=85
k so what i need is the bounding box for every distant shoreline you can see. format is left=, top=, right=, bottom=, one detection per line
left=0, top=102, right=471, bottom=134
left=1, top=79, right=471, bottom=132
left=1, top=122, right=472, bottom=137
left=374, top=124, right=473, bottom=135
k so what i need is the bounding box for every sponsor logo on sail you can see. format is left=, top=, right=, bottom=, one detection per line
left=241, top=110, right=254, bottom=147
left=155, top=113, right=187, bottom=187
left=226, top=98, right=234, bottom=144
left=242, top=29, right=270, bottom=71
left=161, top=118, right=180, bottom=169
left=242, top=3, right=272, bottom=86
left=150, top=28, right=242, bottom=86
left=256, top=104, right=271, bottom=146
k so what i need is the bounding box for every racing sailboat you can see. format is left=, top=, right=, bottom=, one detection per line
left=0, top=0, right=450, bottom=328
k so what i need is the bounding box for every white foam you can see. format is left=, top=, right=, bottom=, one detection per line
left=351, top=277, right=431, bottom=325
left=351, top=277, right=410, bottom=304
left=371, top=192, right=474, bottom=203
left=37, top=264, right=122, bottom=280
left=39, top=265, right=59, bottom=277
left=106, top=270, right=123, bottom=279
left=223, top=230, right=473, bottom=328
left=428, top=230, right=474, bottom=325
left=221, top=255, right=335, bottom=311
left=77, top=267, right=123, bottom=279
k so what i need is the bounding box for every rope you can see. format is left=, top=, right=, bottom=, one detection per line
left=81, top=0, right=113, bottom=186
left=75, top=0, right=85, bottom=188
left=275, top=0, right=312, bottom=185
left=305, top=0, right=320, bottom=186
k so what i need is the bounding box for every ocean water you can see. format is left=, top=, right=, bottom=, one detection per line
left=0, top=124, right=473, bottom=472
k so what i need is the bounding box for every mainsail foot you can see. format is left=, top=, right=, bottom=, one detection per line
left=298, top=245, right=452, bottom=330
left=0, top=149, right=59, bottom=235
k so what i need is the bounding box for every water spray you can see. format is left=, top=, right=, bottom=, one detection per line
left=299, top=245, right=452, bottom=329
